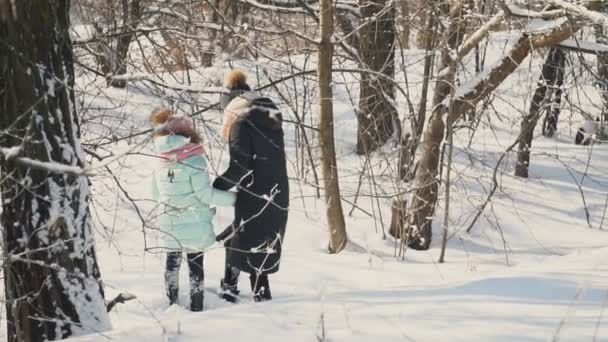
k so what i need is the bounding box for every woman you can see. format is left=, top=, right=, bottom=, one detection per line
left=214, top=70, right=289, bottom=302
left=151, top=108, right=236, bottom=311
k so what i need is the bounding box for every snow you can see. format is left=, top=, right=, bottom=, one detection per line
left=0, top=146, right=22, bottom=159
left=3, top=29, right=608, bottom=342
left=551, top=0, right=608, bottom=28
left=507, top=5, right=550, bottom=19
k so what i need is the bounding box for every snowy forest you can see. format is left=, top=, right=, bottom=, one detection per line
left=1, top=0, right=608, bottom=341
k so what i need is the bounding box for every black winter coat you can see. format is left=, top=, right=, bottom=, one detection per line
left=213, top=94, right=289, bottom=275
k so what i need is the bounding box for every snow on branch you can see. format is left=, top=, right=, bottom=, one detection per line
left=525, top=17, right=570, bottom=34
left=559, top=38, right=608, bottom=53
left=239, top=0, right=310, bottom=15
left=504, top=4, right=566, bottom=20
left=0, top=146, right=90, bottom=175
left=458, top=11, right=507, bottom=60
left=335, top=1, right=361, bottom=17
left=448, top=14, right=583, bottom=125
left=239, top=0, right=360, bottom=17
left=550, top=0, right=608, bottom=27
left=447, top=1, right=608, bottom=124
left=110, top=73, right=226, bottom=94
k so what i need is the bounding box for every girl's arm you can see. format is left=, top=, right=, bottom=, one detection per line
left=189, top=156, right=236, bottom=206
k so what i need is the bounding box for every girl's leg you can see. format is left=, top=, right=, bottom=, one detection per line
left=187, top=252, right=204, bottom=311
left=165, top=252, right=182, bottom=305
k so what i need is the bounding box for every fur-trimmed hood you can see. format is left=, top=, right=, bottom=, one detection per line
left=222, top=92, right=283, bottom=142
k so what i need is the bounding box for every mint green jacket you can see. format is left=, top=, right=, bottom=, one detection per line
left=152, top=135, right=236, bottom=251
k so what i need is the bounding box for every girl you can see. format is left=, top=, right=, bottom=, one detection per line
left=151, top=108, right=236, bottom=311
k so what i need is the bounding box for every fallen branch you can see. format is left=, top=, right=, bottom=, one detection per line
left=106, top=293, right=137, bottom=312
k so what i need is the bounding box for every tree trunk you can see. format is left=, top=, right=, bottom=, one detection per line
left=438, top=122, right=454, bottom=263
left=200, top=0, right=222, bottom=66
left=515, top=48, right=565, bottom=178
left=398, top=5, right=437, bottom=181
left=542, top=52, right=565, bottom=138
left=0, top=1, right=111, bottom=340
left=356, top=0, right=398, bottom=155
left=401, top=2, right=469, bottom=250
left=415, top=0, right=430, bottom=48
left=596, top=23, right=608, bottom=127
left=389, top=200, right=407, bottom=238
left=397, top=0, right=410, bottom=49
left=318, top=0, right=348, bottom=253
left=99, top=0, right=141, bottom=87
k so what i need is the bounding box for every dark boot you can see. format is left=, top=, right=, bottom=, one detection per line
left=250, top=274, right=272, bottom=302
left=219, top=252, right=240, bottom=303
left=187, top=253, right=205, bottom=312
left=220, top=278, right=240, bottom=303
left=165, top=252, right=182, bottom=305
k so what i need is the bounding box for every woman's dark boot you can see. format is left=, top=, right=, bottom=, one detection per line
left=219, top=254, right=240, bottom=303
left=250, top=274, right=272, bottom=302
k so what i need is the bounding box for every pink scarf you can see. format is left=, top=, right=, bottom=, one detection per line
left=159, top=143, right=205, bottom=164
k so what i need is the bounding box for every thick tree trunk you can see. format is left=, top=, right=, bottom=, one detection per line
left=356, top=0, right=398, bottom=155
left=318, top=0, right=348, bottom=253
left=0, top=1, right=111, bottom=340
left=405, top=108, right=446, bottom=249
left=515, top=48, right=565, bottom=178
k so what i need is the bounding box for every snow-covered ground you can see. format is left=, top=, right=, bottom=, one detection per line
left=3, top=31, right=608, bottom=341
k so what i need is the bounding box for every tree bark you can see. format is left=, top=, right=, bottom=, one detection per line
left=397, top=0, right=410, bottom=49
left=403, top=2, right=469, bottom=250
left=542, top=50, right=566, bottom=138
left=0, top=1, right=111, bottom=340
left=398, top=4, right=437, bottom=181
left=356, top=0, right=398, bottom=155
left=415, top=0, right=431, bottom=48
left=389, top=199, right=408, bottom=238
left=92, top=0, right=141, bottom=87
left=596, top=22, right=608, bottom=126
left=108, top=0, right=141, bottom=87
left=515, top=48, right=565, bottom=178
left=318, top=0, right=348, bottom=253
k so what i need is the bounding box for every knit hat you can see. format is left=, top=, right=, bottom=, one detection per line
left=220, top=69, right=251, bottom=110
left=163, top=116, right=195, bottom=136
left=151, top=108, right=195, bottom=136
